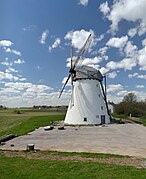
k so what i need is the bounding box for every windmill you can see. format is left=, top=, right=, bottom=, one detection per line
left=59, top=33, right=111, bottom=125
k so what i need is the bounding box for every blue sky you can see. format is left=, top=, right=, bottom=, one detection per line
left=0, top=0, right=146, bottom=107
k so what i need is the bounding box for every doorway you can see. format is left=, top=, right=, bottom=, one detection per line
left=101, top=115, right=105, bottom=124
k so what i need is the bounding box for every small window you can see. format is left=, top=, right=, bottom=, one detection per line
left=98, top=94, right=100, bottom=97
left=96, top=84, right=98, bottom=87
left=96, top=115, right=99, bottom=118
left=101, top=106, right=103, bottom=110
left=84, top=117, right=87, bottom=122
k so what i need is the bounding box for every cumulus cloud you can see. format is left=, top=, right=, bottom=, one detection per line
left=1, top=59, right=13, bottom=66
left=1, top=81, right=59, bottom=107
left=128, top=28, right=137, bottom=38
left=49, top=38, right=61, bottom=52
left=5, top=67, right=18, bottom=73
left=124, top=41, right=138, bottom=58
left=128, top=72, right=146, bottom=79
left=142, top=38, right=146, bottom=46
left=62, top=76, right=71, bottom=86
left=107, top=84, right=124, bottom=93
left=39, top=30, right=49, bottom=45
left=0, top=40, right=13, bottom=47
left=135, top=85, right=144, bottom=89
left=82, top=57, right=102, bottom=66
left=65, top=29, right=94, bottom=50
left=4, top=47, right=21, bottom=56
left=106, top=35, right=128, bottom=48
left=100, top=0, right=146, bottom=33
left=137, top=47, right=146, bottom=70
left=106, top=57, right=137, bottom=71
left=99, top=1, right=110, bottom=16
left=107, top=71, right=117, bottom=79
left=14, top=59, right=25, bottom=64
left=79, top=0, right=88, bottom=6
left=0, top=71, right=19, bottom=81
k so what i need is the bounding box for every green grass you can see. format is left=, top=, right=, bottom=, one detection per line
left=131, top=118, right=146, bottom=126
left=140, top=118, right=146, bottom=126
left=41, top=150, right=129, bottom=159
left=0, top=155, right=146, bottom=179
left=0, top=108, right=65, bottom=137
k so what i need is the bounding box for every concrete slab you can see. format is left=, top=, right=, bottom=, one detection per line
left=1, top=124, right=146, bottom=158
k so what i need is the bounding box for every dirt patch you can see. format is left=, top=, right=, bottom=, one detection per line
left=0, top=150, right=146, bottom=168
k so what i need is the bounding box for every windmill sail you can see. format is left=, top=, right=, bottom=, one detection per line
left=59, top=33, right=92, bottom=98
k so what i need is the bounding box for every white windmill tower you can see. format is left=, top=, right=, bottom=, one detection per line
left=59, top=34, right=111, bottom=125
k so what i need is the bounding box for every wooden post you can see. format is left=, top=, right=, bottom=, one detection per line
left=27, top=144, right=35, bottom=151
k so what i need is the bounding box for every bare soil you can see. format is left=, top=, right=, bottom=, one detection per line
left=1, top=150, right=146, bottom=169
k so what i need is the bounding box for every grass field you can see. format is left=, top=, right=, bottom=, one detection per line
left=112, top=114, right=146, bottom=126
left=0, top=108, right=146, bottom=178
left=0, top=108, right=65, bottom=137
left=0, top=154, right=146, bottom=179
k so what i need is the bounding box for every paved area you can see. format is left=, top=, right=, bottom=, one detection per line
left=1, top=124, right=146, bottom=158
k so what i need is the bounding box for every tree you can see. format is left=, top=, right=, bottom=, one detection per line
left=122, top=93, right=137, bottom=103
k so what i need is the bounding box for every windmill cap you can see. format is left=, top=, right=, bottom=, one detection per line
left=75, top=65, right=103, bottom=81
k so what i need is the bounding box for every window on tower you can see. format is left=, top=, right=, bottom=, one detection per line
left=84, top=117, right=87, bottom=122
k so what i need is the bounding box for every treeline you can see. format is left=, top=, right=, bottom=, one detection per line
left=33, top=105, right=68, bottom=109
left=0, top=105, right=7, bottom=109
left=114, top=93, right=146, bottom=117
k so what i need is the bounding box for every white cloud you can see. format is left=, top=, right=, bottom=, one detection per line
left=0, top=71, right=19, bottom=81
left=0, top=88, right=21, bottom=95
left=39, top=30, right=49, bottom=45
left=49, top=38, right=61, bottom=52
left=82, top=57, right=102, bottom=66
left=106, top=57, right=137, bottom=71
left=0, top=40, right=13, bottom=47
left=142, top=38, right=146, bottom=46
left=117, top=90, right=128, bottom=96
left=128, top=72, right=146, bottom=79
left=99, top=67, right=109, bottom=75
left=106, top=35, right=128, bottom=48
left=102, top=0, right=146, bottom=33
left=99, top=1, right=110, bottom=16
left=4, top=47, right=21, bottom=56
left=5, top=67, right=18, bottom=73
left=128, top=72, right=139, bottom=78
left=95, top=34, right=104, bottom=42
left=79, top=0, right=88, bottom=6
left=14, top=59, right=25, bottom=64
left=98, top=46, right=108, bottom=56
left=1, top=81, right=59, bottom=107
left=52, top=38, right=61, bottom=48
left=22, top=25, right=36, bottom=31
left=137, top=47, right=146, bottom=70
left=124, top=41, right=138, bottom=57
left=135, top=85, right=144, bottom=89
left=107, top=84, right=124, bottom=93
left=107, top=71, right=117, bottom=79
left=1, top=60, right=13, bottom=66
left=62, top=76, right=71, bottom=86
left=65, top=29, right=94, bottom=50
left=128, top=28, right=137, bottom=38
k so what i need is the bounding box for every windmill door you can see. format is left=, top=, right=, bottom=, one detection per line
left=101, top=115, right=105, bottom=124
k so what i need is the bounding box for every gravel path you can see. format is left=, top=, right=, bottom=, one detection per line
left=1, top=124, right=146, bottom=159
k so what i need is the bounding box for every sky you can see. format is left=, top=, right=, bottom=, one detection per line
left=0, top=0, right=146, bottom=107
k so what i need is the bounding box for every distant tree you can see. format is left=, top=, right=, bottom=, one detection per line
left=114, top=93, right=146, bottom=117
left=122, top=93, right=137, bottom=103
